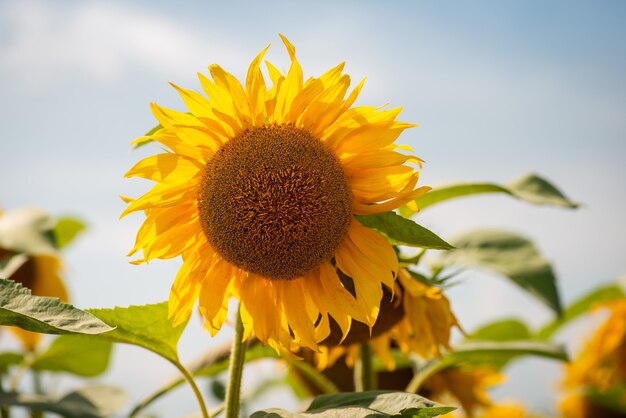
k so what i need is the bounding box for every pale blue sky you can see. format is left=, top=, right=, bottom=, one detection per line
left=1, top=0, right=625, bottom=416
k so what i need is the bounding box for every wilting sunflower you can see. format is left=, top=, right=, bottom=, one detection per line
left=123, top=35, right=428, bottom=351
left=315, top=268, right=461, bottom=370
left=424, top=366, right=503, bottom=417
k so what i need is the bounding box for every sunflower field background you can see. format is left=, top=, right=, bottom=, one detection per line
left=1, top=1, right=625, bottom=417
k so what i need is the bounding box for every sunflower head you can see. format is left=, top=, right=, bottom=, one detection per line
left=563, top=299, right=626, bottom=392
left=314, top=268, right=460, bottom=370
left=0, top=209, right=68, bottom=351
left=123, top=35, right=428, bottom=352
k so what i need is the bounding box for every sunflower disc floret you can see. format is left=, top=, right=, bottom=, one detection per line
left=123, top=35, right=429, bottom=352
left=198, top=124, right=352, bottom=280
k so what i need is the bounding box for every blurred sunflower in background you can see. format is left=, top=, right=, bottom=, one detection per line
left=559, top=298, right=626, bottom=418
left=0, top=208, right=71, bottom=351
left=123, top=35, right=428, bottom=352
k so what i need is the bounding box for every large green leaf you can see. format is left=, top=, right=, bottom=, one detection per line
left=537, top=283, right=625, bottom=340
left=0, top=385, right=127, bottom=418
left=30, top=335, right=113, bottom=377
left=52, top=217, right=87, bottom=249
left=468, top=318, right=532, bottom=342
left=438, top=229, right=562, bottom=315
left=0, top=208, right=57, bottom=255
left=252, top=391, right=454, bottom=417
left=0, top=279, right=114, bottom=335
left=86, top=302, right=187, bottom=363
left=401, top=172, right=578, bottom=215
left=356, top=212, right=452, bottom=250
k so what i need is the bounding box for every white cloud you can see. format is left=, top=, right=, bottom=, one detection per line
left=0, top=1, right=248, bottom=89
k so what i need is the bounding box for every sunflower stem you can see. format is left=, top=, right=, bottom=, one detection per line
left=0, top=373, right=11, bottom=418
left=171, top=361, right=210, bottom=418
left=354, top=344, right=376, bottom=392
left=225, top=306, right=246, bottom=418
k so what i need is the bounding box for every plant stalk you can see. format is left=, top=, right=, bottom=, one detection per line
left=171, top=361, right=210, bottom=418
left=224, top=306, right=246, bottom=418
left=354, top=343, right=376, bottom=391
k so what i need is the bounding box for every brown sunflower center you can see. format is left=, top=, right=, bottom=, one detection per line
left=198, top=124, right=352, bottom=280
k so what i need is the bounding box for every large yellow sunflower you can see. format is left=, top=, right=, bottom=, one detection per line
left=123, top=35, right=428, bottom=352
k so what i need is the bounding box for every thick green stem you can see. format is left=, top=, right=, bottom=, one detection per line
left=354, top=344, right=376, bottom=392
left=171, top=361, right=210, bottom=418
left=224, top=306, right=246, bottom=418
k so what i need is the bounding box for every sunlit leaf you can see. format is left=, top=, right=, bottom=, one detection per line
left=0, top=385, right=127, bottom=418
left=356, top=212, right=452, bottom=250
left=252, top=391, right=454, bottom=417
left=537, top=283, right=625, bottom=340
left=439, top=229, right=562, bottom=315
left=30, top=335, right=113, bottom=377
left=86, top=302, right=187, bottom=363
left=52, top=217, right=87, bottom=249
left=401, top=172, right=578, bottom=215
left=0, top=279, right=114, bottom=335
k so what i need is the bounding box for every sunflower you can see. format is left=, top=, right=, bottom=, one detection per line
left=563, top=299, right=626, bottom=393
left=123, top=35, right=428, bottom=352
left=0, top=209, right=68, bottom=351
left=559, top=299, right=626, bottom=416
left=424, top=366, right=503, bottom=418
left=315, top=268, right=461, bottom=370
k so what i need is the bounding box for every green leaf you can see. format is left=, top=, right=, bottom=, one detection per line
left=407, top=340, right=568, bottom=392
left=401, top=172, right=578, bottom=215
left=0, top=279, right=114, bottom=335
left=468, top=318, right=532, bottom=342
left=0, top=384, right=127, bottom=418
left=537, top=283, right=625, bottom=340
left=0, top=208, right=57, bottom=255
left=356, top=212, right=453, bottom=250
left=0, top=352, right=24, bottom=373
left=252, top=391, right=454, bottom=418
left=439, top=229, right=562, bottom=315
left=86, top=302, right=187, bottom=363
left=507, top=173, right=578, bottom=209
left=448, top=341, right=568, bottom=366
left=30, top=335, right=113, bottom=377
left=52, top=217, right=87, bottom=249
left=308, top=391, right=454, bottom=416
